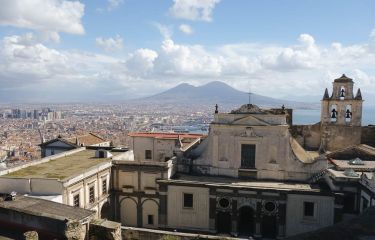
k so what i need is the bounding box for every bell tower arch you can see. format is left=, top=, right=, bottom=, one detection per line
left=320, top=74, right=363, bottom=151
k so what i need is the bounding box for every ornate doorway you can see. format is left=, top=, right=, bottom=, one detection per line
left=216, top=211, right=231, bottom=234
left=238, top=206, right=254, bottom=236
left=261, top=215, right=277, bottom=238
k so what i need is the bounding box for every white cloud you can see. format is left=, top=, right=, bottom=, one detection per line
left=153, top=23, right=173, bottom=39
left=2, top=30, right=375, bottom=102
left=169, top=0, right=220, bottom=22
left=179, top=24, right=194, bottom=35
left=126, top=48, right=158, bottom=74
left=371, top=29, right=375, bottom=39
left=107, top=0, right=124, bottom=11
left=0, top=0, right=85, bottom=35
left=96, top=36, right=124, bottom=52
left=260, top=34, right=321, bottom=70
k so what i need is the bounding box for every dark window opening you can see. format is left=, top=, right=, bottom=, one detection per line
left=183, top=193, right=193, bottom=208
left=241, top=144, right=256, bottom=169
left=145, top=150, right=152, bottom=159
left=73, top=194, right=80, bottom=207
left=304, top=201, right=315, bottom=217
left=147, top=215, right=154, bottom=225
left=89, top=186, right=95, bottom=204
left=102, top=179, right=107, bottom=195
left=343, top=193, right=356, bottom=213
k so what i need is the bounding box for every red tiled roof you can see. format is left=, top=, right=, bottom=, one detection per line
left=128, top=132, right=204, bottom=139
left=65, top=133, right=107, bottom=146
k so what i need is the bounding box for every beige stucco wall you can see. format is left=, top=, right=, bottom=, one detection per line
left=118, top=170, right=138, bottom=191
left=286, top=194, right=334, bottom=237
left=194, top=123, right=292, bottom=180
left=66, top=181, right=85, bottom=208
left=132, top=137, right=176, bottom=162
left=30, top=178, right=63, bottom=195
left=120, top=196, right=138, bottom=227
left=142, top=198, right=159, bottom=228
left=64, top=168, right=111, bottom=218
left=132, top=137, right=154, bottom=161
left=167, top=186, right=209, bottom=230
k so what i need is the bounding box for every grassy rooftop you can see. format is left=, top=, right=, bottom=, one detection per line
left=5, top=150, right=112, bottom=180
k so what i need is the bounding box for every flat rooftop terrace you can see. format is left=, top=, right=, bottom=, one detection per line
left=4, top=149, right=116, bottom=180
left=0, top=195, right=94, bottom=221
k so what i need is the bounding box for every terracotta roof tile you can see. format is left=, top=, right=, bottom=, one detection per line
left=128, top=132, right=204, bottom=139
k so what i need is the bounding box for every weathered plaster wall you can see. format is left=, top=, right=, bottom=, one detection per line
left=167, top=186, right=209, bottom=231
left=362, top=125, right=375, bottom=147
left=290, top=124, right=321, bottom=150
left=286, top=194, right=334, bottom=237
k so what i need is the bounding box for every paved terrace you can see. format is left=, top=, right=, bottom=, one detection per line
left=3, top=149, right=117, bottom=180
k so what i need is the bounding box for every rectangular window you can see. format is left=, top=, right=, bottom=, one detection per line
left=147, top=215, right=154, bottom=225
left=145, top=150, right=152, bottom=160
left=73, top=194, right=80, bottom=207
left=89, top=186, right=95, bottom=204
left=241, top=144, right=256, bottom=169
left=183, top=193, right=193, bottom=208
left=303, top=201, right=315, bottom=217
left=102, top=179, right=107, bottom=195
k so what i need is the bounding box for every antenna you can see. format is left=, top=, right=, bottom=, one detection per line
left=247, top=80, right=252, bottom=105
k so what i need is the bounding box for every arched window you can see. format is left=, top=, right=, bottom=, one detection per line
left=340, top=86, right=345, bottom=100
left=330, top=104, right=337, bottom=122
left=345, top=105, right=352, bottom=123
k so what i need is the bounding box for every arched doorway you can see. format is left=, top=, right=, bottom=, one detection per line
left=100, top=202, right=111, bottom=219
left=217, top=211, right=231, bottom=234
left=238, top=206, right=254, bottom=236
left=261, top=215, right=277, bottom=238
left=120, top=198, right=137, bottom=226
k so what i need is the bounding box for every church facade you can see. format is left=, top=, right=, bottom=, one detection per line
left=110, top=74, right=375, bottom=238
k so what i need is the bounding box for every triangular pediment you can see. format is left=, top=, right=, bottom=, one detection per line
left=231, top=115, right=270, bottom=126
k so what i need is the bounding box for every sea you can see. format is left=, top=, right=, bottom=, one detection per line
left=177, top=106, right=375, bottom=134
left=293, top=106, right=375, bottom=125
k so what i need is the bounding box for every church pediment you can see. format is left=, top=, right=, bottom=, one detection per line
left=231, top=115, right=270, bottom=126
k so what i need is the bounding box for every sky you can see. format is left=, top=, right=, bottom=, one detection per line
left=1, top=0, right=375, bottom=103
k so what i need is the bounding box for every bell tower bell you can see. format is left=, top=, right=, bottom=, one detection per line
left=320, top=74, right=363, bottom=151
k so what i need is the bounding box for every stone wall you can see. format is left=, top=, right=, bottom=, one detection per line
left=290, top=124, right=321, bottom=150
left=322, top=125, right=362, bottom=151
left=121, top=227, right=244, bottom=240
left=362, top=125, right=375, bottom=147
left=89, top=219, right=121, bottom=240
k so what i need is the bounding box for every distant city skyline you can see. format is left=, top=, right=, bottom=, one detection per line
left=1, top=0, right=375, bottom=103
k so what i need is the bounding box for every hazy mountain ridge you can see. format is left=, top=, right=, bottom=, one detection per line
left=135, top=81, right=317, bottom=109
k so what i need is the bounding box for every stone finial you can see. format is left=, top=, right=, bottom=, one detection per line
left=323, top=88, right=330, bottom=100
left=355, top=88, right=362, bottom=100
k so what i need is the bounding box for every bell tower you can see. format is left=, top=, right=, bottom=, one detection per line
left=320, top=74, right=363, bottom=151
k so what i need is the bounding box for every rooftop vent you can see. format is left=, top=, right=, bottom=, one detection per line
left=344, top=169, right=359, bottom=178
left=95, top=149, right=112, bottom=159
left=348, top=157, right=365, bottom=165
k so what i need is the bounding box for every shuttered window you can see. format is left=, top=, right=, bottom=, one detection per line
left=241, top=144, right=256, bottom=169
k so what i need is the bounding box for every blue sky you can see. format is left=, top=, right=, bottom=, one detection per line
left=1, top=0, right=375, bottom=103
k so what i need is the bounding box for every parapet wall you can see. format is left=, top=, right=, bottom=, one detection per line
left=121, top=227, right=244, bottom=240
